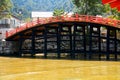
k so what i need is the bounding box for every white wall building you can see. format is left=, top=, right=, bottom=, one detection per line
left=31, top=11, right=53, bottom=20
left=0, top=15, right=21, bottom=40
left=31, top=11, right=73, bottom=20
left=32, top=11, right=53, bottom=18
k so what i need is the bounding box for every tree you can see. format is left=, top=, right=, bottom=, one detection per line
left=72, top=0, right=120, bottom=20
left=53, top=9, right=65, bottom=16
left=11, top=4, right=30, bottom=21
left=0, top=0, right=12, bottom=18
left=102, top=4, right=120, bottom=20
left=72, top=0, right=104, bottom=15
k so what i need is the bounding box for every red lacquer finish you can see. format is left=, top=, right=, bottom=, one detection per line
left=5, top=15, right=120, bottom=39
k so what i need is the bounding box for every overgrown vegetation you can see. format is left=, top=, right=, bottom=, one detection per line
left=53, top=9, right=65, bottom=16
left=72, top=0, right=120, bottom=19
left=0, top=0, right=12, bottom=19
left=1, top=0, right=120, bottom=21
left=11, top=0, right=73, bottom=21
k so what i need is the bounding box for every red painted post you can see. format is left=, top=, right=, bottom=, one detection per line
left=97, top=17, right=103, bottom=23
left=75, top=13, right=79, bottom=20
left=117, top=21, right=120, bottom=28
left=113, top=20, right=117, bottom=27
left=16, top=28, right=18, bottom=33
left=25, top=23, right=28, bottom=29
left=6, top=31, right=8, bottom=38
left=85, top=15, right=89, bottom=22
left=37, top=17, right=40, bottom=24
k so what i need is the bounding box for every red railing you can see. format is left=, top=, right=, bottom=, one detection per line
left=6, top=15, right=120, bottom=38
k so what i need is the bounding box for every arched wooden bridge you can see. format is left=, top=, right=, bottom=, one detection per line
left=5, top=15, right=120, bottom=60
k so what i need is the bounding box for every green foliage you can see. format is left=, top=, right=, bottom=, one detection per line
left=72, top=0, right=104, bottom=15
left=10, top=0, right=120, bottom=21
left=53, top=9, right=65, bottom=16
left=11, top=0, right=74, bottom=21
left=72, top=0, right=120, bottom=20
left=11, top=4, right=30, bottom=21
left=0, top=0, right=12, bottom=18
left=102, top=4, right=120, bottom=20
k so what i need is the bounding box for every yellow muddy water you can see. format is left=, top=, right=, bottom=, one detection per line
left=0, top=57, right=120, bottom=80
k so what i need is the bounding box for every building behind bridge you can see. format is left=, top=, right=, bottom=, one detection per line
left=31, top=11, right=73, bottom=20
left=0, top=15, right=21, bottom=40
left=0, top=15, right=21, bottom=54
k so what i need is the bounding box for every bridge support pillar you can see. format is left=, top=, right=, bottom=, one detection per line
left=31, top=29, right=35, bottom=57
left=72, top=24, right=76, bottom=59
left=98, top=27, right=101, bottom=60
left=44, top=26, right=47, bottom=58
left=18, top=34, right=23, bottom=57
left=106, top=27, right=110, bottom=60
left=83, top=26, right=86, bottom=59
left=57, top=24, right=61, bottom=59
left=69, top=27, right=75, bottom=59
left=114, top=29, right=117, bottom=60
left=88, top=26, right=92, bottom=59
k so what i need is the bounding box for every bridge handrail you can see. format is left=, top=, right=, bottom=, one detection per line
left=6, top=14, right=120, bottom=38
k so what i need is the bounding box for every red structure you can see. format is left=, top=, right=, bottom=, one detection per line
left=6, top=15, right=120, bottom=40
left=102, top=0, right=120, bottom=11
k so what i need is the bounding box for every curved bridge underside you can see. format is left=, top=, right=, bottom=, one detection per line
left=5, top=15, right=120, bottom=60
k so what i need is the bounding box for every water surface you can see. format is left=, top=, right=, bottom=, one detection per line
left=0, top=57, right=120, bottom=80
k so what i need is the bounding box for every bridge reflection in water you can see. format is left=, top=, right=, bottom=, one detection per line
left=5, top=15, right=120, bottom=60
